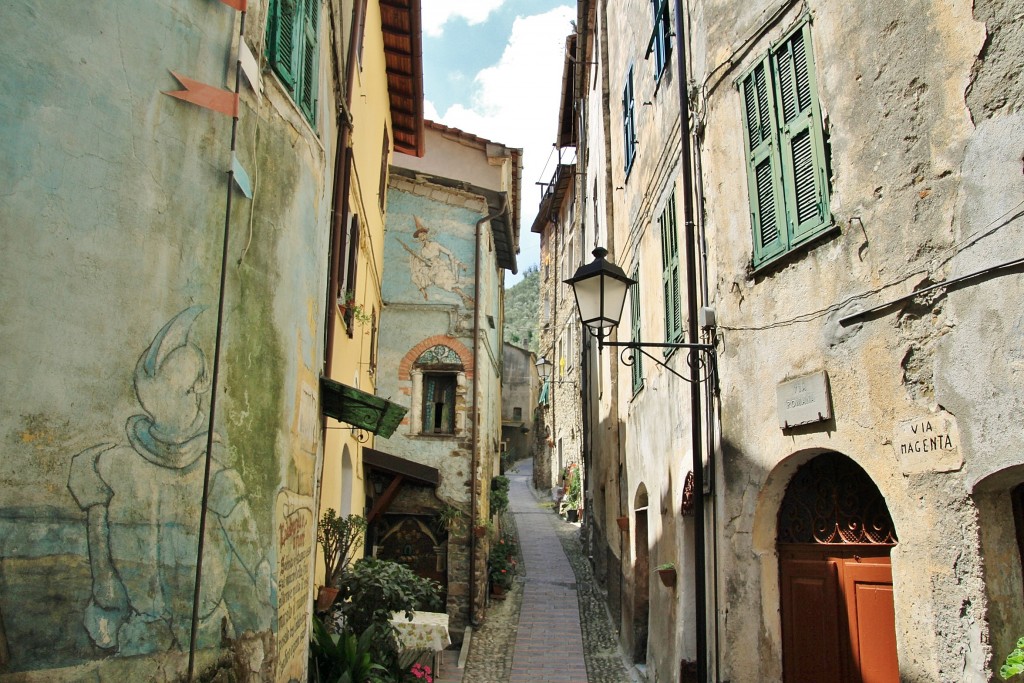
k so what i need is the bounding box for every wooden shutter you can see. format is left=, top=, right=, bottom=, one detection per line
left=774, top=23, right=829, bottom=244
left=740, top=61, right=786, bottom=265
left=623, top=67, right=636, bottom=173
left=270, top=0, right=298, bottom=87
left=297, top=0, right=319, bottom=123
left=660, top=197, right=682, bottom=343
left=423, top=375, right=437, bottom=432
left=344, top=216, right=360, bottom=336
left=630, top=266, right=643, bottom=392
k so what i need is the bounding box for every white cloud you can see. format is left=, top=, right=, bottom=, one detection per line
left=433, top=6, right=576, bottom=282
left=422, top=0, right=507, bottom=38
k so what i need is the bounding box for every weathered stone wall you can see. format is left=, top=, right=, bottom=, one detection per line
left=693, top=0, right=1024, bottom=681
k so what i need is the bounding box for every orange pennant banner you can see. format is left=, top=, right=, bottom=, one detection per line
left=219, top=0, right=248, bottom=10
left=163, top=71, right=239, bottom=117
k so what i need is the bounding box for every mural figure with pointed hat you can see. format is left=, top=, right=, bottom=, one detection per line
left=67, top=306, right=272, bottom=656
left=397, top=216, right=474, bottom=305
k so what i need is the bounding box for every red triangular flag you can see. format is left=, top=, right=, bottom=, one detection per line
left=163, top=71, right=238, bottom=117
left=219, top=0, right=247, bottom=10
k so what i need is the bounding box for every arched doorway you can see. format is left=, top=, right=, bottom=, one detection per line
left=633, top=484, right=650, bottom=665
left=778, top=453, right=899, bottom=683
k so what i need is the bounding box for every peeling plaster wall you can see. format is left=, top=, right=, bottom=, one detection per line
left=0, top=3, right=334, bottom=681
left=379, top=158, right=508, bottom=634
left=692, top=0, right=1024, bottom=681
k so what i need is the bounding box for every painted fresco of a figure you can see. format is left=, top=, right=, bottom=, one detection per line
left=397, top=216, right=474, bottom=305
left=67, top=307, right=272, bottom=655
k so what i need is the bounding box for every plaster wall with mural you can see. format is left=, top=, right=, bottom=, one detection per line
left=374, top=122, right=520, bottom=637
left=0, top=1, right=362, bottom=680
left=578, top=0, right=1024, bottom=681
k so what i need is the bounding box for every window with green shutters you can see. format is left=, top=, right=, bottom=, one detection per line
left=630, top=266, right=644, bottom=394
left=622, top=66, right=637, bottom=176
left=659, top=194, right=683, bottom=344
left=739, top=19, right=830, bottom=268
left=422, top=374, right=456, bottom=434
left=267, top=0, right=320, bottom=126
left=647, top=0, right=671, bottom=80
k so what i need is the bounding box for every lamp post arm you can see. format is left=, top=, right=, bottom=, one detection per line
left=598, top=340, right=716, bottom=384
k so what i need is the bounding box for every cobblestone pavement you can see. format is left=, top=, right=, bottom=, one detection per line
left=450, top=460, right=634, bottom=683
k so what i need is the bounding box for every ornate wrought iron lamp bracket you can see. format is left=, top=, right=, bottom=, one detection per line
left=596, top=334, right=716, bottom=385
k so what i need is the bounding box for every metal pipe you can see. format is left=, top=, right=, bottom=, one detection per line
left=470, top=194, right=509, bottom=625
left=324, top=0, right=365, bottom=378
left=187, top=9, right=246, bottom=680
left=673, top=0, right=709, bottom=679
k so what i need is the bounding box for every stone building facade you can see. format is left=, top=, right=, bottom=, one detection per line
left=557, top=0, right=1024, bottom=681
left=374, top=122, right=521, bottom=636
left=501, top=342, right=540, bottom=468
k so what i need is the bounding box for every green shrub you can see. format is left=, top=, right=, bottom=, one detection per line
left=1002, top=636, right=1024, bottom=680
left=308, top=617, right=386, bottom=683
left=336, top=558, right=443, bottom=638
left=490, top=476, right=510, bottom=514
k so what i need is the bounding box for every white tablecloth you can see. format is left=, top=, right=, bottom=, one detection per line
left=389, top=611, right=451, bottom=652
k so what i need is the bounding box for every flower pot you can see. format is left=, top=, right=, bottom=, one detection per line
left=316, top=585, right=339, bottom=611
left=490, top=583, right=507, bottom=600
left=473, top=525, right=487, bottom=538
left=565, top=509, right=579, bottom=523
left=616, top=516, right=629, bottom=532
left=657, top=567, right=677, bottom=588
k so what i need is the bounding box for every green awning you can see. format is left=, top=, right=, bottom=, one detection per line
left=320, top=377, right=408, bottom=438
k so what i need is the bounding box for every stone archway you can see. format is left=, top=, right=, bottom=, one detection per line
left=777, top=452, right=899, bottom=683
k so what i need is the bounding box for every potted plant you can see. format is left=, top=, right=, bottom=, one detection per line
left=434, top=503, right=464, bottom=533
left=338, top=290, right=372, bottom=326
left=316, top=509, right=367, bottom=610
left=560, top=466, right=582, bottom=522
left=656, top=562, right=677, bottom=588
left=488, top=534, right=517, bottom=598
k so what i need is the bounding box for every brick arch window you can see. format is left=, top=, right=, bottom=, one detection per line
left=414, top=345, right=464, bottom=435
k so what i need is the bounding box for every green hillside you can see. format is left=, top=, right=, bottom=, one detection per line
left=504, top=265, right=539, bottom=353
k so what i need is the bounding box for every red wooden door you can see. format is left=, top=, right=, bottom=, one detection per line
left=780, top=546, right=898, bottom=683
left=841, top=559, right=898, bottom=683
left=780, top=554, right=844, bottom=682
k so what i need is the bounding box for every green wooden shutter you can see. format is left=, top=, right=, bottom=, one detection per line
left=773, top=23, right=829, bottom=244
left=297, top=0, right=319, bottom=123
left=660, top=196, right=682, bottom=343
left=630, top=266, right=643, bottom=393
left=741, top=61, right=786, bottom=265
left=269, top=0, right=298, bottom=88
left=423, top=376, right=436, bottom=432
left=623, top=66, right=636, bottom=173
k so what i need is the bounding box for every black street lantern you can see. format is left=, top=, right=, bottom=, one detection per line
left=535, top=356, right=553, bottom=379
left=564, top=247, right=636, bottom=337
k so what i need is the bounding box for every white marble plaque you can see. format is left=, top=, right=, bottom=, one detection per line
left=777, top=371, right=832, bottom=429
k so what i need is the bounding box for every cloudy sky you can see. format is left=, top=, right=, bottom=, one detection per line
left=420, top=1, right=576, bottom=286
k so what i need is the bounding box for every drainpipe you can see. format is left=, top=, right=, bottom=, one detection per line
left=673, top=0, right=710, bottom=680
left=324, top=0, right=365, bottom=380
left=470, top=194, right=508, bottom=625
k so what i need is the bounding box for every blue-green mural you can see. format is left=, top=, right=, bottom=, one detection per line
left=66, top=307, right=273, bottom=657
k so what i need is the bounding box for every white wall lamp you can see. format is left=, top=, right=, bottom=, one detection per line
left=564, top=248, right=716, bottom=383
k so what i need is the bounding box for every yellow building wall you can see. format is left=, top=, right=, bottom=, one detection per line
left=317, top=0, right=395, bottom=585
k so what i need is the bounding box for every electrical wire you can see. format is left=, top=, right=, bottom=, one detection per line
left=719, top=198, right=1024, bottom=332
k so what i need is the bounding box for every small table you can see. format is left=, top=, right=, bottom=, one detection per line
left=389, top=611, right=452, bottom=673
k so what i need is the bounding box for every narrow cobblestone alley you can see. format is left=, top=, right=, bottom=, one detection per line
left=436, top=461, right=633, bottom=683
